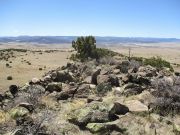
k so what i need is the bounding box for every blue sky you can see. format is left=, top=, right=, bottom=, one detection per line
left=0, top=0, right=180, bottom=38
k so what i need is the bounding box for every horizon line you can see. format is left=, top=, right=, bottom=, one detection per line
left=0, top=35, right=180, bottom=39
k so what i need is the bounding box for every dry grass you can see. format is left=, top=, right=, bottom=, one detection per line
left=0, top=48, right=72, bottom=92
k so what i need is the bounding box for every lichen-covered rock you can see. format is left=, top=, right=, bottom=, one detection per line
left=67, top=102, right=113, bottom=126
left=9, top=107, right=29, bottom=119
left=86, top=122, right=119, bottom=133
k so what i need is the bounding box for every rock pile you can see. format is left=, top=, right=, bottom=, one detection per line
left=0, top=58, right=180, bottom=135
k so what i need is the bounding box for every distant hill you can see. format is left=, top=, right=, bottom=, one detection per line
left=0, top=36, right=180, bottom=44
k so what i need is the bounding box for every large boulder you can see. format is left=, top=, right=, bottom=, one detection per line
left=9, top=85, right=18, bottom=97
left=45, top=82, right=62, bottom=93
left=54, top=70, right=75, bottom=82
left=56, top=85, right=78, bottom=100
left=109, top=102, right=129, bottom=115
left=56, top=91, right=70, bottom=100
left=97, top=75, right=110, bottom=84
left=138, top=65, right=157, bottom=77
left=75, top=84, right=91, bottom=98
left=128, top=73, right=151, bottom=85
left=124, top=100, right=148, bottom=113
left=123, top=83, right=144, bottom=96
left=67, top=102, right=110, bottom=126
left=97, top=75, right=119, bottom=87
left=23, top=84, right=45, bottom=94
left=91, top=69, right=101, bottom=85
left=67, top=101, right=129, bottom=127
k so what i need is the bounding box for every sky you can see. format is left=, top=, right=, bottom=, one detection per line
left=0, top=0, right=180, bottom=38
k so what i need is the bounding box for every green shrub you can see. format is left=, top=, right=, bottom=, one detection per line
left=72, top=36, right=97, bottom=60
left=0, top=48, right=27, bottom=52
left=144, top=57, right=174, bottom=71
left=96, top=48, right=117, bottom=58
left=96, top=83, right=112, bottom=95
left=7, top=76, right=13, bottom=80
left=71, top=36, right=120, bottom=61
left=131, top=56, right=143, bottom=63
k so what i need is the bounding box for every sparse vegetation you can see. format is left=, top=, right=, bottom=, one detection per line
left=144, top=56, right=174, bottom=71
left=151, top=76, right=180, bottom=116
left=7, top=76, right=13, bottom=80
left=131, top=56, right=174, bottom=72
left=0, top=48, right=27, bottom=53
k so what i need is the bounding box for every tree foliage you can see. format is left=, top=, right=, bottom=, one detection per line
left=71, top=36, right=119, bottom=61
left=72, top=36, right=97, bottom=59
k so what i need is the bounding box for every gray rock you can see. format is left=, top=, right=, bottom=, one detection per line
left=46, top=82, right=62, bottom=92
left=86, top=122, right=121, bottom=134
left=56, top=91, right=70, bottom=100
left=91, top=69, right=101, bottom=85
left=75, top=84, right=91, bottom=98
left=109, top=102, right=129, bottom=115
left=67, top=101, right=116, bottom=126
left=83, top=76, right=91, bottom=83
left=54, top=70, right=75, bottom=82
left=124, top=100, right=148, bottom=113
left=18, top=102, right=34, bottom=112
left=97, top=74, right=119, bottom=87
left=123, top=83, right=144, bottom=96
left=87, top=96, right=103, bottom=103
left=9, top=85, right=18, bottom=97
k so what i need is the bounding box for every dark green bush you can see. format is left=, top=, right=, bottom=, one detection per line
left=7, top=76, right=13, bottom=80
left=72, top=36, right=97, bottom=60
left=0, top=48, right=27, bottom=52
left=144, top=56, right=174, bottom=71
left=96, top=83, right=112, bottom=95
left=71, top=36, right=120, bottom=61
left=131, top=56, right=173, bottom=72
left=96, top=48, right=117, bottom=58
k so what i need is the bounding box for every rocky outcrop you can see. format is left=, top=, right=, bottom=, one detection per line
left=1, top=59, right=179, bottom=135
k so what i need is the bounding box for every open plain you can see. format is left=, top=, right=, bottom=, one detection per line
left=0, top=42, right=180, bottom=92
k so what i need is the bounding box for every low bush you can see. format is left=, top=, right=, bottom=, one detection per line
left=144, top=56, right=174, bottom=71
left=151, top=76, right=180, bottom=116
left=131, top=56, right=174, bottom=72
left=7, top=76, right=13, bottom=80
left=96, top=83, right=112, bottom=95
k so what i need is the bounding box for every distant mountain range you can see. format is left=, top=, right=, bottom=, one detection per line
left=0, top=36, right=180, bottom=44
